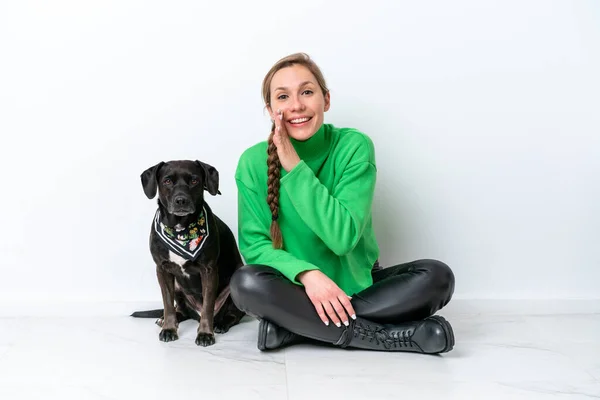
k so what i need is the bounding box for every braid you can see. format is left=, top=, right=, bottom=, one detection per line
left=267, top=123, right=283, bottom=249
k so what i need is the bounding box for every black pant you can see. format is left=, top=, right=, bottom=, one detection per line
left=230, top=259, right=455, bottom=344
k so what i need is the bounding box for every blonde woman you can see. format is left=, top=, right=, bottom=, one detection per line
left=230, top=53, right=455, bottom=353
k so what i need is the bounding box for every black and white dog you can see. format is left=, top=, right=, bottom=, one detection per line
left=131, top=160, right=245, bottom=346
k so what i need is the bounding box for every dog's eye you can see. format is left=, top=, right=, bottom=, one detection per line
left=191, top=178, right=199, bottom=185
left=163, top=178, right=172, bottom=185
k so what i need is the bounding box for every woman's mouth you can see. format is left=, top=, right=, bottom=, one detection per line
left=287, top=116, right=312, bottom=127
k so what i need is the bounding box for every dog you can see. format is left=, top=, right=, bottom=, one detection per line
left=131, top=160, right=245, bottom=346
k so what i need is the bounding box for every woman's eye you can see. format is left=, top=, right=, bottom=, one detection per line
left=277, top=94, right=288, bottom=100
left=302, top=90, right=313, bottom=95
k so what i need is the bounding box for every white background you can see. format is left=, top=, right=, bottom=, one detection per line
left=1, top=0, right=598, bottom=309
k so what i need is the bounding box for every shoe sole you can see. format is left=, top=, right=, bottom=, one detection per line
left=428, top=315, right=455, bottom=353
left=257, top=319, right=267, bottom=351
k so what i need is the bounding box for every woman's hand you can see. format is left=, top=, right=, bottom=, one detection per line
left=272, top=109, right=301, bottom=172
left=297, top=270, right=356, bottom=327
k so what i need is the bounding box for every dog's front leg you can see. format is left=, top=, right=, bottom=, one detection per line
left=195, top=266, right=218, bottom=346
left=156, top=266, right=178, bottom=342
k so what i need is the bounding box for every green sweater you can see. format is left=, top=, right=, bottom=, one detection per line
left=234, top=123, right=380, bottom=296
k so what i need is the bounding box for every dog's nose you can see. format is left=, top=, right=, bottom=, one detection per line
left=174, top=196, right=189, bottom=206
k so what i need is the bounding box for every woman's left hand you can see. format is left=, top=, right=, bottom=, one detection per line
left=273, top=109, right=301, bottom=172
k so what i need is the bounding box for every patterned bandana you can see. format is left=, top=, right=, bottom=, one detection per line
left=153, top=207, right=210, bottom=261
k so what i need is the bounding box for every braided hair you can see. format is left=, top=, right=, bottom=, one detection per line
left=266, top=122, right=283, bottom=248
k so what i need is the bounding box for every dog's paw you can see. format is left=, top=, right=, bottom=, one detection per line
left=215, top=318, right=235, bottom=333
left=214, top=325, right=229, bottom=334
left=214, top=314, right=241, bottom=334
left=195, top=332, right=216, bottom=347
left=159, top=328, right=178, bottom=342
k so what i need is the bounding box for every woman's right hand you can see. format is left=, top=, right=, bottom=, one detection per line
left=297, top=270, right=356, bottom=327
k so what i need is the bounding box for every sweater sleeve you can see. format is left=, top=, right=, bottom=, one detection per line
left=280, top=151, right=376, bottom=256
left=235, top=177, right=320, bottom=284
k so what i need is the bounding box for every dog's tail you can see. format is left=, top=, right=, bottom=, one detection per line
left=130, top=309, right=163, bottom=318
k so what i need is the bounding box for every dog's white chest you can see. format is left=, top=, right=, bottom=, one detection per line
left=169, top=251, right=190, bottom=277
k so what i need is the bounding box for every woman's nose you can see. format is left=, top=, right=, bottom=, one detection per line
left=289, top=96, right=305, bottom=111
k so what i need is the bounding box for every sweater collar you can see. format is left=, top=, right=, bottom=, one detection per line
left=289, top=123, right=329, bottom=161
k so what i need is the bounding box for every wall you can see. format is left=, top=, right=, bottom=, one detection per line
left=1, top=0, right=598, bottom=309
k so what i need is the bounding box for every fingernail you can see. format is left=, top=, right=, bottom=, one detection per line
left=351, top=314, right=356, bottom=320
left=324, top=320, right=329, bottom=326
left=279, top=114, right=282, bottom=120
left=344, top=320, right=349, bottom=326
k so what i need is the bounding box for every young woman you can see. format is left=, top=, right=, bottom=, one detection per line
left=230, top=53, right=455, bottom=353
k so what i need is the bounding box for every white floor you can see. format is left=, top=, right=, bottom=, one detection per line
left=0, top=300, right=599, bottom=400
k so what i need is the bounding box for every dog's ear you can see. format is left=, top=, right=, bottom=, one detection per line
left=140, top=162, right=165, bottom=199
left=195, top=160, right=221, bottom=196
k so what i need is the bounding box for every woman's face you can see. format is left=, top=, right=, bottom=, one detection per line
left=268, top=64, right=330, bottom=141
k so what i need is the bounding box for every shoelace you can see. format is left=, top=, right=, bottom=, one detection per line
left=353, top=322, right=414, bottom=349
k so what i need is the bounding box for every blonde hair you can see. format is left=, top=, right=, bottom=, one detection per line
left=262, top=53, right=329, bottom=249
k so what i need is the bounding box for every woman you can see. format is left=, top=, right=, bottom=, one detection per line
left=230, top=53, right=455, bottom=353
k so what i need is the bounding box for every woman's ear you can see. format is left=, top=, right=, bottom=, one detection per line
left=324, top=92, right=331, bottom=112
